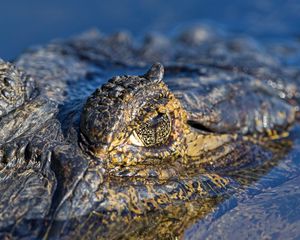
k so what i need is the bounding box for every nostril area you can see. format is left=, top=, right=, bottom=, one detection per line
left=24, top=143, right=32, bottom=162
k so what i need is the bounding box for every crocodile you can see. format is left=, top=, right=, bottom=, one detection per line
left=0, top=25, right=299, bottom=239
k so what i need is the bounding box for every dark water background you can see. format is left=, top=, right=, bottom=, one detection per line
left=1, top=0, right=300, bottom=239
left=1, top=0, right=300, bottom=60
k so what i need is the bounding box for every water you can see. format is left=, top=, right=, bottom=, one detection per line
left=1, top=0, right=300, bottom=239
left=1, top=0, right=300, bottom=60
left=185, top=125, right=300, bottom=239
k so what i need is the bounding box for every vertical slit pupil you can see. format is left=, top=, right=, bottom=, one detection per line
left=136, top=113, right=171, bottom=147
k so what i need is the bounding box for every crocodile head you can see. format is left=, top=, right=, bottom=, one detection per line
left=80, top=63, right=235, bottom=178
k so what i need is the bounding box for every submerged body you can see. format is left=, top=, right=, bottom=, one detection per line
left=0, top=25, right=300, bottom=239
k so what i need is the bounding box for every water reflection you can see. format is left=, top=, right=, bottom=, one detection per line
left=186, top=125, right=300, bottom=239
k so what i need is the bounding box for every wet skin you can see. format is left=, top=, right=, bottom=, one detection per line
left=0, top=25, right=299, bottom=239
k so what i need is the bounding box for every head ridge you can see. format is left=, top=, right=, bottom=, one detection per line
left=0, top=60, right=35, bottom=118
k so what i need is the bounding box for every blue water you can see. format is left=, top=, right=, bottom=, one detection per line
left=1, top=0, right=300, bottom=60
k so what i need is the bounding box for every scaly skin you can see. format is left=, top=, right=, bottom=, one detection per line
left=0, top=25, right=299, bottom=239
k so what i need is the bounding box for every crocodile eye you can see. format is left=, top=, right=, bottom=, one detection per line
left=130, top=113, right=171, bottom=147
